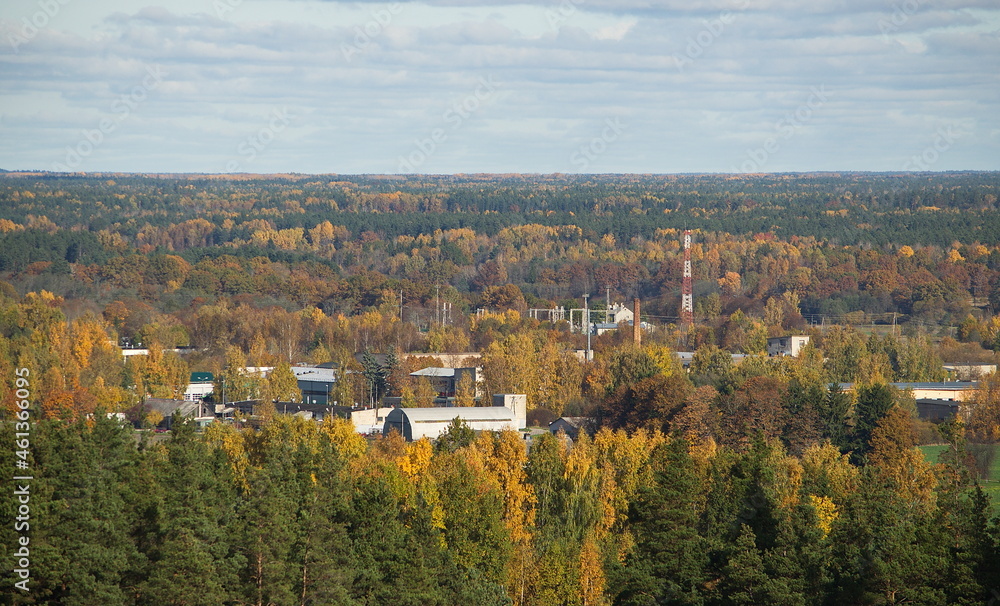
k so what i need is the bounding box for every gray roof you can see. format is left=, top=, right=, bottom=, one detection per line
left=292, top=366, right=337, bottom=383
left=838, top=382, right=978, bottom=391
left=397, top=406, right=514, bottom=423
left=891, top=382, right=978, bottom=390
left=145, top=398, right=200, bottom=417
left=550, top=417, right=590, bottom=429
left=411, top=367, right=457, bottom=378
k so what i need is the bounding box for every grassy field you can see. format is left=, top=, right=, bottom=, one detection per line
left=920, top=443, right=1000, bottom=513
left=920, top=444, right=949, bottom=463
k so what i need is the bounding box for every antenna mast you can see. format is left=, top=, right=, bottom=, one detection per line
left=681, top=230, right=694, bottom=326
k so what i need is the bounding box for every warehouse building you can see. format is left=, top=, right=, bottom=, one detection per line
left=382, top=394, right=526, bottom=441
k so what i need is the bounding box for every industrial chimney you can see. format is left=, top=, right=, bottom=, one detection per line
left=633, top=298, right=641, bottom=345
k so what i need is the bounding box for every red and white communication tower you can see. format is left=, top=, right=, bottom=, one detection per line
left=681, top=230, right=694, bottom=325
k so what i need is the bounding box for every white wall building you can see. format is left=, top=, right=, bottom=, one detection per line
left=350, top=407, right=395, bottom=434
left=381, top=393, right=527, bottom=441
left=767, top=335, right=811, bottom=357
left=185, top=383, right=215, bottom=401
left=606, top=303, right=634, bottom=324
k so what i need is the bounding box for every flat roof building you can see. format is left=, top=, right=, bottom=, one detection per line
left=767, top=336, right=811, bottom=357
left=410, top=366, right=482, bottom=401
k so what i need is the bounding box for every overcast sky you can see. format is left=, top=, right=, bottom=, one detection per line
left=1, top=0, right=997, bottom=174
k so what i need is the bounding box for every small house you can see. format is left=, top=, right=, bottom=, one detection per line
left=548, top=417, right=593, bottom=440
left=767, top=336, right=811, bottom=357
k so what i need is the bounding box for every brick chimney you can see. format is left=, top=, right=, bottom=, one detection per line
left=633, top=298, right=641, bottom=345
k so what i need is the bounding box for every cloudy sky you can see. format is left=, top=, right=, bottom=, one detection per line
left=1, top=0, right=997, bottom=174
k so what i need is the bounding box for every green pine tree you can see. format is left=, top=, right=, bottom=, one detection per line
left=614, top=437, right=709, bottom=606
left=720, top=525, right=770, bottom=606
left=20, top=414, right=142, bottom=606
left=850, top=383, right=895, bottom=463
left=137, top=419, right=241, bottom=606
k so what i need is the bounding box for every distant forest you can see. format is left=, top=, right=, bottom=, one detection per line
left=3, top=172, right=1000, bottom=605
left=2, top=172, right=1000, bottom=325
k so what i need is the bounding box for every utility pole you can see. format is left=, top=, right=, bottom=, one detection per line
left=435, top=284, right=440, bottom=326
left=606, top=287, right=611, bottom=323
left=399, top=290, right=403, bottom=322
left=583, top=293, right=591, bottom=361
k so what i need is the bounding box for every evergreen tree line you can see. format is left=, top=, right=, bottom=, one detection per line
left=1, top=409, right=998, bottom=606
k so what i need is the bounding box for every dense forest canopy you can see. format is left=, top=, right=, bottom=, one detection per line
left=3, top=412, right=1000, bottom=605
left=3, top=172, right=1000, bottom=327
left=3, top=172, right=1000, bottom=604
left=2, top=172, right=1000, bottom=246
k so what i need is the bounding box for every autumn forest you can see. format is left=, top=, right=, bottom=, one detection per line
left=3, top=171, right=1000, bottom=605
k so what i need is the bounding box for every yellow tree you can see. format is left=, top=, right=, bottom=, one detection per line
left=644, top=343, right=684, bottom=377
left=469, top=430, right=536, bottom=605
left=535, top=340, right=562, bottom=414
left=592, top=427, right=665, bottom=561
left=320, top=416, right=368, bottom=461
left=800, top=442, right=858, bottom=506
left=215, top=345, right=260, bottom=403
left=261, top=362, right=301, bottom=404
left=481, top=333, right=540, bottom=408
left=413, top=377, right=438, bottom=407
left=562, top=432, right=601, bottom=538
left=205, top=422, right=252, bottom=490
left=718, top=271, right=742, bottom=296
left=967, top=371, right=1000, bottom=442
left=397, top=438, right=445, bottom=532
left=89, top=376, right=129, bottom=412
left=69, top=313, right=114, bottom=370
left=454, top=372, right=477, bottom=407
left=868, top=407, right=938, bottom=514
left=763, top=296, right=785, bottom=335
left=399, top=385, right=417, bottom=408
left=128, top=343, right=189, bottom=400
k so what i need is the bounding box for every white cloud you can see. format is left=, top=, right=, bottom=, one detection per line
left=0, top=0, right=996, bottom=172
left=593, top=19, right=637, bottom=41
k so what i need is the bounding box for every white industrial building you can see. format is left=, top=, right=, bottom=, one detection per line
left=767, top=335, right=811, bottom=357
left=382, top=394, right=527, bottom=441
left=350, top=406, right=394, bottom=434
left=606, top=302, right=635, bottom=324
left=240, top=365, right=340, bottom=404
left=409, top=366, right=482, bottom=400
left=184, top=372, right=215, bottom=402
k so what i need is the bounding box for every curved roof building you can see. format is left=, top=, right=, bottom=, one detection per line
left=382, top=394, right=526, bottom=441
